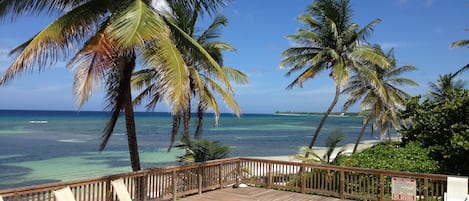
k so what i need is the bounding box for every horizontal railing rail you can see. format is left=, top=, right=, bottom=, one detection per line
left=0, top=157, right=466, bottom=201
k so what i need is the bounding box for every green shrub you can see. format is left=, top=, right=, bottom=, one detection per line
left=334, top=141, right=439, bottom=174
left=399, top=90, right=469, bottom=175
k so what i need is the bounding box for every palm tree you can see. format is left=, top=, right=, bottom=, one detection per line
left=132, top=2, right=247, bottom=151
left=280, top=0, right=389, bottom=148
left=293, top=129, right=347, bottom=164
left=342, top=47, right=418, bottom=153
left=427, top=65, right=468, bottom=100
left=176, top=138, right=231, bottom=164
left=0, top=0, right=227, bottom=173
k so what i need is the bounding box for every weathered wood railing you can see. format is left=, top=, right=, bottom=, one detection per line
left=0, top=157, right=466, bottom=201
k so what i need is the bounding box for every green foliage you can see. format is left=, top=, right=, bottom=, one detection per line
left=293, top=129, right=347, bottom=164
left=334, top=142, right=439, bottom=174
left=177, top=139, right=231, bottom=164
left=399, top=90, right=469, bottom=175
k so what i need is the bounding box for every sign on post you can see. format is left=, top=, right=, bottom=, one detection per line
left=391, top=177, right=416, bottom=201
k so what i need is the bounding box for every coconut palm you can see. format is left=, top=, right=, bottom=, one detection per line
left=0, top=0, right=227, bottom=173
left=427, top=65, right=468, bottom=100
left=342, top=46, right=418, bottom=153
left=132, top=2, right=247, bottom=151
left=342, top=47, right=418, bottom=153
left=280, top=0, right=389, bottom=148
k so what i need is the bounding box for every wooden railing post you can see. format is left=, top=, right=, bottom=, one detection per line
left=105, top=179, right=112, bottom=201
left=339, top=169, right=345, bottom=199
left=423, top=177, right=429, bottom=201
left=379, top=173, right=385, bottom=201
left=301, top=163, right=306, bottom=194
left=267, top=162, right=273, bottom=189
left=236, top=160, right=241, bottom=186
left=172, top=170, right=177, bottom=201
left=142, top=174, right=148, bottom=201
left=13, top=191, right=19, bottom=201
left=219, top=164, right=223, bottom=189
left=198, top=166, right=203, bottom=195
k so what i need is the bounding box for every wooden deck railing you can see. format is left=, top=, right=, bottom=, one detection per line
left=0, top=157, right=466, bottom=201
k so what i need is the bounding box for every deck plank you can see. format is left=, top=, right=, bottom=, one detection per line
left=179, top=187, right=349, bottom=201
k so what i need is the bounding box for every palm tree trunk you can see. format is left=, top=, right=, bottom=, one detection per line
left=124, top=102, right=141, bottom=171
left=353, top=118, right=371, bottom=153
left=122, top=55, right=144, bottom=201
left=122, top=57, right=141, bottom=172
left=183, top=105, right=191, bottom=140
left=308, top=85, right=341, bottom=149
left=167, top=114, right=181, bottom=152
left=194, top=104, right=204, bottom=140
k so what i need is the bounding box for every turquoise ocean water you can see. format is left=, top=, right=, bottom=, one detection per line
left=0, top=110, right=381, bottom=189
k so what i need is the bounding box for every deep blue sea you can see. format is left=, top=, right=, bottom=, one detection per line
left=0, top=110, right=382, bottom=189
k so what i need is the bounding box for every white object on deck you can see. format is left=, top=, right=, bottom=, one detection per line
left=0, top=195, right=4, bottom=201
left=53, top=186, right=76, bottom=201
left=111, top=178, right=132, bottom=201
left=445, top=176, right=468, bottom=201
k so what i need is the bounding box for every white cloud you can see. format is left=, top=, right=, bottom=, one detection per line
left=151, top=0, right=172, bottom=16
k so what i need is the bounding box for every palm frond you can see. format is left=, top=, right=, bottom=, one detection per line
left=69, top=31, right=118, bottom=108
left=101, top=55, right=135, bottom=151
left=107, top=0, right=167, bottom=49
left=351, top=46, right=391, bottom=69
left=0, top=1, right=108, bottom=85
left=205, top=76, right=241, bottom=116
left=198, top=15, right=228, bottom=43
left=297, top=15, right=322, bottom=30
left=222, top=67, right=249, bottom=84
left=285, top=61, right=326, bottom=89
left=385, top=65, right=417, bottom=78
left=149, top=37, right=190, bottom=113
left=288, top=29, right=323, bottom=46
left=0, top=0, right=85, bottom=22
left=166, top=0, right=226, bottom=16
left=357, top=18, right=382, bottom=42
left=331, top=57, right=348, bottom=86
left=451, top=39, right=469, bottom=48
left=165, top=18, right=233, bottom=93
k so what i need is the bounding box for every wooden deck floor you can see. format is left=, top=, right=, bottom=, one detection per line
left=179, top=187, right=349, bottom=201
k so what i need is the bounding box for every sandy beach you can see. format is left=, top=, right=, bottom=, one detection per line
left=251, top=139, right=381, bottom=162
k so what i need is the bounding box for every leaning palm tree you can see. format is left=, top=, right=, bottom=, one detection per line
left=280, top=0, right=389, bottom=148
left=132, top=2, right=247, bottom=151
left=0, top=0, right=227, bottom=173
left=342, top=47, right=418, bottom=153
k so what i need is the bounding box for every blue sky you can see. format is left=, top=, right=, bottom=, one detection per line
left=0, top=0, right=468, bottom=114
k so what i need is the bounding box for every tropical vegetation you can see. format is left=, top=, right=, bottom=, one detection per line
left=280, top=0, right=390, bottom=149
left=176, top=138, right=231, bottom=164
left=427, top=66, right=468, bottom=100
left=341, top=46, right=418, bottom=153
left=0, top=0, right=228, bottom=174
left=334, top=141, right=439, bottom=174
left=399, top=90, right=469, bottom=175
left=132, top=2, right=247, bottom=152
left=293, top=129, right=347, bottom=164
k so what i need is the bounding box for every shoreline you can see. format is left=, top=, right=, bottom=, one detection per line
left=249, top=139, right=381, bottom=162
